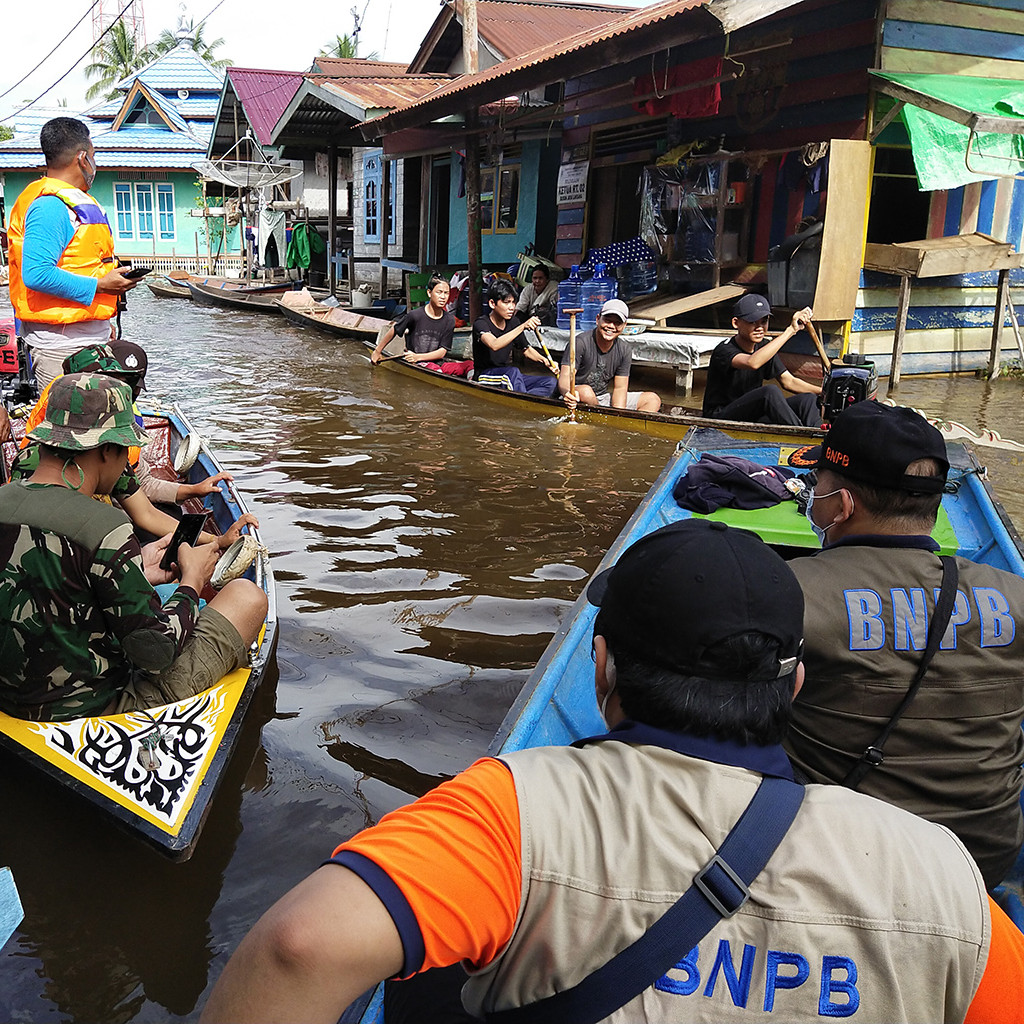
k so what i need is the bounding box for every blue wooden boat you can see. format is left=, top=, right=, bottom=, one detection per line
left=349, top=423, right=1024, bottom=1021
left=0, top=401, right=277, bottom=860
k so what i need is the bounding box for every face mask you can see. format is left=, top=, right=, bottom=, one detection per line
left=599, top=651, right=617, bottom=727
left=805, top=487, right=844, bottom=546
left=80, top=152, right=96, bottom=189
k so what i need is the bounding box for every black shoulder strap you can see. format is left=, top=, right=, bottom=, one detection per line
left=484, top=776, right=804, bottom=1024
left=843, top=554, right=959, bottom=790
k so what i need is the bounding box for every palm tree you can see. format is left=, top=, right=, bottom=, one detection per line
left=149, top=19, right=231, bottom=69
left=84, top=20, right=151, bottom=102
left=319, top=33, right=380, bottom=60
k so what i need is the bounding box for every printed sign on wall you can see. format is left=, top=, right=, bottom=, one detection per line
left=557, top=161, right=590, bottom=205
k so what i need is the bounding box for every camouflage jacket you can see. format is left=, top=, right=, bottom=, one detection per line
left=0, top=481, right=199, bottom=720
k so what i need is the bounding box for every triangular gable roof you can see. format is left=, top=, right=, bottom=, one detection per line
left=364, top=0, right=802, bottom=138
left=220, top=67, right=305, bottom=145
left=112, top=79, right=189, bottom=133
left=269, top=69, right=452, bottom=153
left=408, top=0, right=639, bottom=74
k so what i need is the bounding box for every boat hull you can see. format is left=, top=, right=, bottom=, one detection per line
left=0, top=403, right=277, bottom=859
left=187, top=279, right=294, bottom=313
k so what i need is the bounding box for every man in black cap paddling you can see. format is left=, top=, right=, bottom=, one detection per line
left=702, top=293, right=821, bottom=425
left=202, top=519, right=1021, bottom=1023
left=787, top=400, right=1024, bottom=888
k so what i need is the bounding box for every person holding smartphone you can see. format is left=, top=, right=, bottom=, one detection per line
left=7, top=117, right=139, bottom=388
left=0, top=374, right=268, bottom=722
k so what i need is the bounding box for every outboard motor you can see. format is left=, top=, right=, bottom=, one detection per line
left=0, top=324, right=36, bottom=409
left=821, top=353, right=877, bottom=428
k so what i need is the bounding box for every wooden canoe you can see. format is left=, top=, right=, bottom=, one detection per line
left=186, top=279, right=300, bottom=313
left=0, top=402, right=277, bottom=859
left=276, top=294, right=392, bottom=341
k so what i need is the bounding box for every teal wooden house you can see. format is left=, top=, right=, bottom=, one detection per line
left=0, top=38, right=240, bottom=273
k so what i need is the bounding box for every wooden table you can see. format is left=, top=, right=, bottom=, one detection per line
left=863, top=233, right=1024, bottom=391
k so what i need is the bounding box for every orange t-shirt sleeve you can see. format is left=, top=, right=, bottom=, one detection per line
left=963, top=896, right=1024, bottom=1024
left=328, top=757, right=522, bottom=978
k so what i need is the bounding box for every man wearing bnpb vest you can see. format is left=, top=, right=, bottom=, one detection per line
left=788, top=401, right=1024, bottom=889
left=8, top=117, right=137, bottom=387
left=202, top=521, right=1023, bottom=1024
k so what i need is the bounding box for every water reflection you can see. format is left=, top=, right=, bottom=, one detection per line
left=2, top=289, right=1023, bottom=1021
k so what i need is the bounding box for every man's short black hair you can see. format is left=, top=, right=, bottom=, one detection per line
left=605, top=632, right=796, bottom=746
left=40, top=117, right=91, bottom=166
left=823, top=457, right=944, bottom=526
left=487, top=279, right=517, bottom=304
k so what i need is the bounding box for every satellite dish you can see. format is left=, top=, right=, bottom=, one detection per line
left=178, top=89, right=189, bottom=100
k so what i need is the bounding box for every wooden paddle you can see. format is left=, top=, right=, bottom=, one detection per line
left=564, top=307, right=584, bottom=421
left=532, top=327, right=559, bottom=374
left=804, top=318, right=834, bottom=375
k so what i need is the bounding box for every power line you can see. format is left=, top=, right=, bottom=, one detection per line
left=0, top=0, right=138, bottom=126
left=0, top=0, right=103, bottom=102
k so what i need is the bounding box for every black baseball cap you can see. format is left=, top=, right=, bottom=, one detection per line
left=733, top=293, right=771, bottom=322
left=587, top=520, right=804, bottom=682
left=109, top=339, right=148, bottom=389
left=808, top=401, right=948, bottom=493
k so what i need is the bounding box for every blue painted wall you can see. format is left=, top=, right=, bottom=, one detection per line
left=447, top=139, right=549, bottom=264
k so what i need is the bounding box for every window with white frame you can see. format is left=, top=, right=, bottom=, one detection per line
left=111, top=179, right=176, bottom=241
left=135, top=183, right=154, bottom=240
left=113, top=183, right=134, bottom=239
left=363, top=150, right=396, bottom=245
left=156, top=183, right=175, bottom=239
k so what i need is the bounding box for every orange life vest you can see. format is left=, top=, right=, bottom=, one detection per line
left=8, top=176, right=119, bottom=325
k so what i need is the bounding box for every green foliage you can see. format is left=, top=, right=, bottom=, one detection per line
left=150, top=20, right=231, bottom=69
left=84, top=20, right=150, bottom=102
left=193, top=180, right=226, bottom=249
left=0, top=125, right=13, bottom=142
left=319, top=33, right=380, bottom=60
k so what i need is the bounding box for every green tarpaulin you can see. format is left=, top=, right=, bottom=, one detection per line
left=871, top=71, right=1024, bottom=191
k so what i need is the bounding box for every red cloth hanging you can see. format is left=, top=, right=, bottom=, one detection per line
left=634, top=56, right=723, bottom=120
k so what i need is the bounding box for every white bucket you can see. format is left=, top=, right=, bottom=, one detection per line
left=351, top=289, right=373, bottom=309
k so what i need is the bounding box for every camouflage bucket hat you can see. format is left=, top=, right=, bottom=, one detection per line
left=61, top=344, right=122, bottom=376
left=27, top=372, right=150, bottom=452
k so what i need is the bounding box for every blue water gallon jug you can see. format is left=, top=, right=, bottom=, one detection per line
left=580, top=263, right=617, bottom=331
left=556, top=265, right=583, bottom=329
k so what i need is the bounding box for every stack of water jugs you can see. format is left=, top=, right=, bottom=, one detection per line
left=557, top=264, right=619, bottom=331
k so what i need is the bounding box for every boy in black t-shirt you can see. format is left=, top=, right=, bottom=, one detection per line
left=702, top=293, right=821, bottom=426
left=472, top=279, right=559, bottom=396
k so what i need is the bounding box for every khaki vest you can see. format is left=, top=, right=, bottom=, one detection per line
left=463, top=742, right=989, bottom=1022
left=787, top=545, right=1024, bottom=886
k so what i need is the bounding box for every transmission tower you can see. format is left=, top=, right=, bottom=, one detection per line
left=92, top=0, right=147, bottom=50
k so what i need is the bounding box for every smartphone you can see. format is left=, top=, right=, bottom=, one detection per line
left=159, top=513, right=208, bottom=571
left=123, top=266, right=153, bottom=279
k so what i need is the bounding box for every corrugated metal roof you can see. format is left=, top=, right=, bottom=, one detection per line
left=478, top=0, right=640, bottom=61
left=312, top=57, right=410, bottom=78
left=226, top=68, right=304, bottom=144
left=409, top=0, right=639, bottom=73
left=365, top=0, right=802, bottom=136
left=316, top=75, right=454, bottom=115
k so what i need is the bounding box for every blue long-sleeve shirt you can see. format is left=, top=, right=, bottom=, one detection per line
left=21, top=195, right=99, bottom=308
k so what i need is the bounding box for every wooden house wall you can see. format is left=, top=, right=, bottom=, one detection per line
left=850, top=0, right=1024, bottom=372
left=554, top=0, right=876, bottom=271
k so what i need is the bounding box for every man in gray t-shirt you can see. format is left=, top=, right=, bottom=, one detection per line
left=558, top=299, right=661, bottom=413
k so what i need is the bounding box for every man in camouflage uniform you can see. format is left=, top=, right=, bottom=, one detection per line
left=12, top=342, right=258, bottom=543
left=0, top=373, right=268, bottom=721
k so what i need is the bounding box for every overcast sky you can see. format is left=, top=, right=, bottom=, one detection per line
left=1, top=0, right=646, bottom=124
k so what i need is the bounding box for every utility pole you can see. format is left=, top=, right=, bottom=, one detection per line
left=462, top=0, right=483, bottom=325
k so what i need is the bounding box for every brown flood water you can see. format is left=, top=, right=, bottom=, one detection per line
left=1, top=288, right=1023, bottom=1022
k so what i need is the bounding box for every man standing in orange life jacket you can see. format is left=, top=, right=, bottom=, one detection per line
left=7, top=117, right=137, bottom=388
